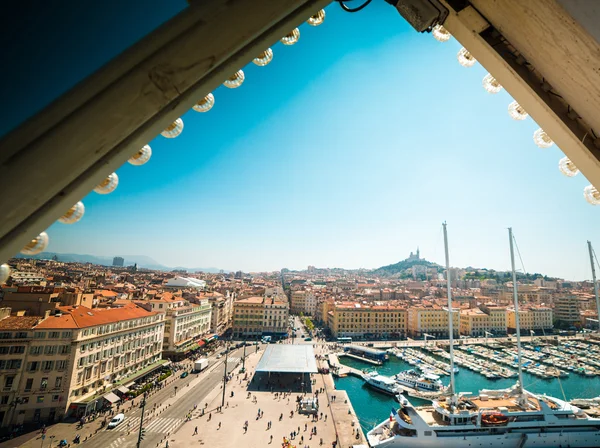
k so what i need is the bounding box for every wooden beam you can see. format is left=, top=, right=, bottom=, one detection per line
left=442, top=2, right=600, bottom=189
left=0, top=0, right=331, bottom=263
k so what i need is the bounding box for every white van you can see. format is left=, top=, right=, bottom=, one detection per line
left=107, top=413, right=125, bottom=429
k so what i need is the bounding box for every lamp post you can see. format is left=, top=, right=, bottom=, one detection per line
left=136, top=392, right=148, bottom=448
left=240, top=339, right=247, bottom=373
left=221, top=337, right=230, bottom=408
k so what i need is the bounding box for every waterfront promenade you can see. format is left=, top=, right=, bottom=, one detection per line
left=170, top=346, right=360, bottom=448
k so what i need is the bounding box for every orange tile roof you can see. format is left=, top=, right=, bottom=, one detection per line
left=0, top=316, right=41, bottom=330
left=36, top=303, right=156, bottom=329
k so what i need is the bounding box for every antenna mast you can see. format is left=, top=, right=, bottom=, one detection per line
left=442, top=222, right=456, bottom=398
left=509, top=228, right=525, bottom=400
left=588, top=241, right=600, bottom=333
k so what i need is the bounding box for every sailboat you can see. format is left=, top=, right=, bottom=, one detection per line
left=366, top=225, right=600, bottom=448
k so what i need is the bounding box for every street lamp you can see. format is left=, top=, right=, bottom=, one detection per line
left=240, top=339, right=247, bottom=373
left=136, top=392, right=148, bottom=448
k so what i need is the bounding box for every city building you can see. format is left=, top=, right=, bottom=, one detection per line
left=0, top=286, right=94, bottom=317
left=407, top=305, right=459, bottom=339
left=459, top=309, right=491, bottom=337
left=507, top=306, right=553, bottom=333
left=112, top=257, right=124, bottom=267
left=163, top=277, right=206, bottom=290
left=0, top=303, right=165, bottom=427
left=554, top=295, right=581, bottom=326
left=328, top=302, right=407, bottom=339
left=290, top=289, right=317, bottom=316
left=232, top=296, right=289, bottom=339
left=478, top=304, right=508, bottom=334
left=135, top=293, right=211, bottom=360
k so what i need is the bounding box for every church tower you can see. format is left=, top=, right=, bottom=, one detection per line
left=416, top=247, right=420, bottom=259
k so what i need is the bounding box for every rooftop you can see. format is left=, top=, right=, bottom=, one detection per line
left=255, top=344, right=318, bottom=374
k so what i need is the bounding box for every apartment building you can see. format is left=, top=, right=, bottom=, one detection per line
left=0, top=303, right=165, bottom=427
left=135, top=293, right=211, bottom=360
left=290, top=290, right=317, bottom=316
left=0, top=286, right=93, bottom=317
left=554, top=295, right=581, bottom=326
left=459, top=309, right=490, bottom=337
left=478, top=304, right=508, bottom=334
left=232, top=296, right=289, bottom=339
left=407, top=305, right=459, bottom=339
left=205, top=292, right=230, bottom=335
left=507, top=306, right=553, bottom=333
left=328, top=302, right=407, bottom=339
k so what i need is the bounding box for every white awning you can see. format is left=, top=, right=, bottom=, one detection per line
left=103, top=392, right=121, bottom=403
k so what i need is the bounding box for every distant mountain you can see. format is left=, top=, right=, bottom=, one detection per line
left=14, top=252, right=226, bottom=273
left=372, top=258, right=442, bottom=277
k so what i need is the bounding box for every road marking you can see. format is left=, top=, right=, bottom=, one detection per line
left=227, top=357, right=240, bottom=363
left=144, top=417, right=184, bottom=434
left=108, top=437, right=128, bottom=448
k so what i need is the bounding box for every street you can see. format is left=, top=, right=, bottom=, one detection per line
left=85, top=346, right=247, bottom=448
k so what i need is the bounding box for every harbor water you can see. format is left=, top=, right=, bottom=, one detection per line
left=334, top=354, right=600, bottom=434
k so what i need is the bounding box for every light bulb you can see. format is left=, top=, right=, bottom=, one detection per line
left=307, top=10, right=325, bottom=26
left=432, top=24, right=451, bottom=42
left=584, top=185, right=600, bottom=205
left=58, top=201, right=85, bottom=224
left=161, top=118, right=184, bottom=138
left=21, top=232, right=49, bottom=256
left=482, top=73, right=503, bottom=94
left=128, top=145, right=152, bottom=166
left=457, top=47, right=476, bottom=67
left=0, top=264, right=10, bottom=284
left=223, top=70, right=245, bottom=88
left=281, top=29, right=300, bottom=46
left=558, top=157, right=579, bottom=177
left=94, top=173, right=119, bottom=195
left=533, top=128, right=554, bottom=148
left=192, top=94, right=215, bottom=113
left=253, top=49, right=273, bottom=67
left=508, top=101, right=528, bottom=121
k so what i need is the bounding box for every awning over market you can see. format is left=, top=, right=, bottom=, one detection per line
left=103, top=392, right=121, bottom=403
left=116, top=386, right=129, bottom=394
left=204, top=334, right=218, bottom=342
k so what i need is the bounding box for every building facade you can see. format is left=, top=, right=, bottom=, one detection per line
left=554, top=295, right=581, bottom=326
left=328, top=302, right=407, bottom=339
left=507, top=306, right=553, bottom=332
left=232, top=296, right=289, bottom=339
left=407, top=305, right=459, bottom=339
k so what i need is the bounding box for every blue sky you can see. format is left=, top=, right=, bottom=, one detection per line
left=6, top=1, right=598, bottom=279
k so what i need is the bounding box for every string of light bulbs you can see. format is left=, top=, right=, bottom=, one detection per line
left=10, top=8, right=328, bottom=269
left=434, top=26, right=597, bottom=206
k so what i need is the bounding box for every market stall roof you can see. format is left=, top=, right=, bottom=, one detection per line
left=255, top=344, right=318, bottom=373
left=103, top=392, right=121, bottom=403
left=116, top=386, right=129, bottom=394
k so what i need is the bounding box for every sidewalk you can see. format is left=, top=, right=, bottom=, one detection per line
left=170, top=348, right=339, bottom=448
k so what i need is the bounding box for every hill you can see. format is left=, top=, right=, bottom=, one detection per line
left=372, top=258, right=442, bottom=277
left=13, top=252, right=226, bottom=273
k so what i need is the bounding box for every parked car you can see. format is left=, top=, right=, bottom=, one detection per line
left=216, top=354, right=223, bottom=359
left=304, top=337, right=312, bottom=341
left=180, top=371, right=189, bottom=379
left=107, top=413, right=125, bottom=429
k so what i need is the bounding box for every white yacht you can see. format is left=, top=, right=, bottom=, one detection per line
left=364, top=371, right=402, bottom=396
left=394, top=369, right=444, bottom=393
left=367, top=226, right=600, bottom=448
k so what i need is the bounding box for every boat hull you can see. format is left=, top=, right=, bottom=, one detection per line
left=369, top=429, right=600, bottom=448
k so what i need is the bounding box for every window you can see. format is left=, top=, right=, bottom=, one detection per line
left=0, top=396, right=8, bottom=405
left=27, top=362, right=39, bottom=372
left=34, top=332, right=46, bottom=339
left=56, top=360, right=68, bottom=371
left=40, top=378, right=48, bottom=390
left=30, top=346, right=43, bottom=355
left=61, top=331, right=72, bottom=338
left=0, top=332, right=12, bottom=339
left=10, top=346, right=25, bottom=354
left=42, top=361, right=54, bottom=371
left=52, top=394, right=59, bottom=402
left=36, top=396, right=44, bottom=403
left=44, top=346, right=57, bottom=355
left=4, top=376, right=14, bottom=389
left=49, top=332, right=60, bottom=339
left=25, top=378, right=33, bottom=392
left=15, top=332, right=27, bottom=339
left=55, top=377, right=62, bottom=389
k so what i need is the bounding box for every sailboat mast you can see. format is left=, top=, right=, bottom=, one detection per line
left=508, top=228, right=525, bottom=396
left=587, top=241, right=600, bottom=333
left=442, top=222, right=456, bottom=396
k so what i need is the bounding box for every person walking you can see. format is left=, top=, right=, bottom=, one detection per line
left=193, top=426, right=198, bottom=435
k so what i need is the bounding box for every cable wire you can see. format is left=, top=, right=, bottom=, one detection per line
left=512, top=234, right=527, bottom=276
left=336, top=0, right=373, bottom=13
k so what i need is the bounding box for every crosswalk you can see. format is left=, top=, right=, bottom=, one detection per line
left=107, top=437, right=131, bottom=448
left=227, top=357, right=240, bottom=363
left=124, top=417, right=184, bottom=435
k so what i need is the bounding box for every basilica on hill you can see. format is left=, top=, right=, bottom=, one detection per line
left=407, top=247, right=420, bottom=261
